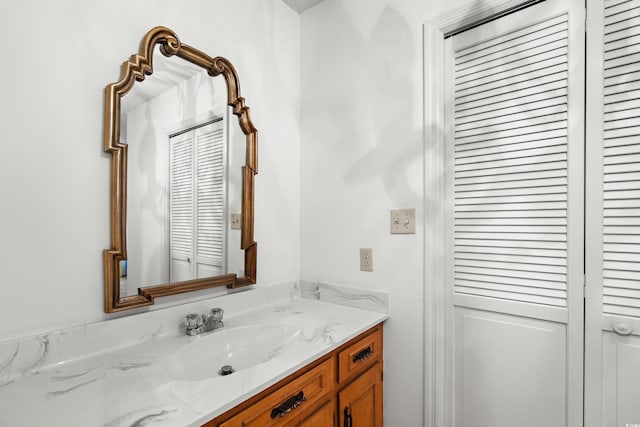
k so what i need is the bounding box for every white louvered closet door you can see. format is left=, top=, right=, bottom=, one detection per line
left=194, top=121, right=226, bottom=278
left=169, top=131, right=195, bottom=283
left=585, top=0, right=640, bottom=425
left=444, top=1, right=585, bottom=426
left=169, top=120, right=227, bottom=283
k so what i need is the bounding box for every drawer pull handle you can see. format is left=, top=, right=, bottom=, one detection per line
left=352, top=346, right=372, bottom=363
left=270, top=391, right=307, bottom=419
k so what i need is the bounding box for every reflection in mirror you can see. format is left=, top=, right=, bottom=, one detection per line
left=120, top=47, right=245, bottom=296
left=103, top=27, right=257, bottom=313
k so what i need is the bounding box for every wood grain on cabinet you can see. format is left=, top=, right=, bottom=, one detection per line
left=293, top=399, right=335, bottom=427
left=338, top=326, right=382, bottom=383
left=217, top=358, right=334, bottom=427
left=339, top=362, right=383, bottom=427
left=206, top=323, right=384, bottom=427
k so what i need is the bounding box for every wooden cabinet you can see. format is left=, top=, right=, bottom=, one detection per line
left=294, top=399, right=335, bottom=427
left=337, top=325, right=383, bottom=427
left=205, top=323, right=384, bottom=427
left=218, top=359, right=334, bottom=427
left=338, top=327, right=382, bottom=383
left=338, top=363, right=383, bottom=427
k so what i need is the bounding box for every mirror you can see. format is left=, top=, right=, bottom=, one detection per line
left=103, top=27, right=257, bottom=313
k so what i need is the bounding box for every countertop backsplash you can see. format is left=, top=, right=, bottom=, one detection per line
left=300, top=280, right=389, bottom=314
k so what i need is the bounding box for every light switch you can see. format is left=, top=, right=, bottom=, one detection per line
left=360, top=248, right=373, bottom=272
left=230, top=213, right=242, bottom=230
left=390, top=209, right=416, bottom=234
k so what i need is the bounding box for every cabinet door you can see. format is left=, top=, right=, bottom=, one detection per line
left=292, top=400, right=334, bottom=427
left=338, top=363, right=383, bottom=427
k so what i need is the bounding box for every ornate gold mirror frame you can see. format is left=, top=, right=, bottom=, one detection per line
left=103, top=26, right=257, bottom=313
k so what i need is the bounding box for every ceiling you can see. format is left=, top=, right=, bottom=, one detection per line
left=282, top=0, right=327, bottom=14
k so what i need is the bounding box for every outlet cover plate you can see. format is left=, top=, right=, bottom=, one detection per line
left=360, top=248, right=373, bottom=272
left=230, top=213, right=242, bottom=230
left=390, top=208, right=416, bottom=234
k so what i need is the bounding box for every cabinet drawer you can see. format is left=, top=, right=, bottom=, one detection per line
left=219, top=358, right=335, bottom=427
left=338, top=327, right=382, bottom=383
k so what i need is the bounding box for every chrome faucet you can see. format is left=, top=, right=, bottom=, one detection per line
left=185, top=308, right=224, bottom=336
left=203, top=307, right=224, bottom=331
left=185, top=313, right=203, bottom=336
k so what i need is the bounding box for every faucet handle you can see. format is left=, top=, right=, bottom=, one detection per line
left=210, top=307, right=224, bottom=320
left=185, top=313, right=203, bottom=335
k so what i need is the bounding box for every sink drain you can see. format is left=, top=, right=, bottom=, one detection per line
left=219, top=365, right=235, bottom=376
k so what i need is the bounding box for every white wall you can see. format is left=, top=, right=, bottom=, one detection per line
left=0, top=0, right=300, bottom=341
left=299, top=0, right=470, bottom=425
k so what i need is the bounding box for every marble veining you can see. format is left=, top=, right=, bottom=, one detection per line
left=0, top=334, right=51, bottom=385
left=114, top=360, right=154, bottom=371
left=0, top=281, right=297, bottom=384
left=50, top=368, right=92, bottom=381
left=302, top=324, right=337, bottom=346
left=290, top=282, right=302, bottom=299
left=300, top=280, right=389, bottom=313
left=0, top=343, right=19, bottom=385
left=104, top=403, right=184, bottom=427
left=30, top=335, right=50, bottom=373
left=0, top=281, right=387, bottom=427
left=129, top=410, right=177, bottom=427
left=48, top=375, right=102, bottom=397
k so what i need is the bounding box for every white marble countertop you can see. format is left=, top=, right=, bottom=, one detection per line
left=0, top=282, right=388, bottom=427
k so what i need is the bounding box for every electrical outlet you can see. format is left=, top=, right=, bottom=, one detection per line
left=360, top=248, right=373, bottom=272
left=230, top=213, right=242, bottom=230
left=390, top=208, right=416, bottom=234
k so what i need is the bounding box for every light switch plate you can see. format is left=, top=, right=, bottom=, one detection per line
left=390, top=208, right=416, bottom=234
left=230, top=213, right=242, bottom=230
left=360, top=248, right=373, bottom=272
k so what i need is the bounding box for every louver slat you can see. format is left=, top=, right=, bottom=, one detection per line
left=453, top=14, right=569, bottom=307
left=170, top=134, right=194, bottom=256
left=602, top=0, right=640, bottom=318
left=196, top=126, right=225, bottom=262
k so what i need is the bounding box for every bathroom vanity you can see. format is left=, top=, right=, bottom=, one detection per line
left=0, top=282, right=388, bottom=426
left=206, top=323, right=383, bottom=426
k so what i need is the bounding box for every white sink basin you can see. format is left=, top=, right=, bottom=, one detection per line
left=168, top=324, right=303, bottom=381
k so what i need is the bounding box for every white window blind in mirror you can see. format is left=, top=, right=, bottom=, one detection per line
left=453, top=14, right=569, bottom=307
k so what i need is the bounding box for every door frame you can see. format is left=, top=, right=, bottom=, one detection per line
left=422, top=1, right=585, bottom=426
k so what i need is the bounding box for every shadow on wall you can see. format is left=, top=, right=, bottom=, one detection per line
left=301, top=3, right=423, bottom=207
left=254, top=1, right=301, bottom=265
left=342, top=5, right=422, bottom=206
